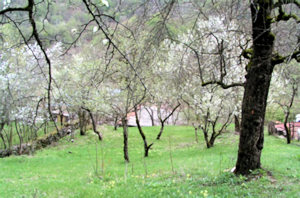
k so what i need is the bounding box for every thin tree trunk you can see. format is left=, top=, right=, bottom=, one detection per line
left=79, top=110, right=86, bottom=136
left=186, top=108, right=191, bottom=126
left=0, top=123, right=7, bottom=149
left=209, top=136, right=216, bottom=148
left=194, top=127, right=198, bottom=143
left=44, top=121, right=48, bottom=135
left=283, top=83, right=296, bottom=144
left=234, top=115, right=240, bottom=133
left=145, top=107, right=155, bottom=126
left=284, top=114, right=291, bottom=144
left=192, top=124, right=198, bottom=143
left=156, top=121, right=165, bottom=140
left=114, top=116, right=118, bottom=131
left=268, top=121, right=276, bottom=135
left=15, top=121, right=23, bottom=154
left=60, top=114, right=64, bottom=127
left=151, top=114, right=155, bottom=126
left=4, top=126, right=13, bottom=152
left=172, top=110, right=180, bottom=125
left=202, top=130, right=211, bottom=148
left=82, top=107, right=102, bottom=141
left=135, top=107, right=153, bottom=157
left=156, top=103, right=180, bottom=140
left=235, top=1, right=274, bottom=175
left=122, top=117, right=129, bottom=163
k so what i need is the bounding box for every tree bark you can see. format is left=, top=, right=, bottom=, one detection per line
left=15, top=121, right=23, bottom=154
left=145, top=107, right=155, bottom=126
left=59, top=106, right=64, bottom=127
left=268, top=121, right=276, bottom=135
left=192, top=123, right=199, bottom=143
left=284, top=117, right=291, bottom=144
left=156, top=121, right=165, bottom=140
left=156, top=103, right=180, bottom=140
left=113, top=116, right=118, bottom=131
left=235, top=1, right=274, bottom=175
left=82, top=107, right=102, bottom=141
left=234, top=115, right=240, bottom=133
left=194, top=127, right=198, bottom=143
left=203, top=131, right=211, bottom=148
left=0, top=123, right=6, bottom=149
left=78, top=109, right=86, bottom=136
left=134, top=107, right=153, bottom=157
left=282, top=82, right=297, bottom=144
left=122, top=117, right=129, bottom=162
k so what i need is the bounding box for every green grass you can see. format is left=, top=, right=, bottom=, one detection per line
left=0, top=126, right=299, bottom=197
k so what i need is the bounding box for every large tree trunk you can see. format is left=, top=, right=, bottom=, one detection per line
left=122, top=117, right=129, bottom=162
left=235, top=1, right=274, bottom=175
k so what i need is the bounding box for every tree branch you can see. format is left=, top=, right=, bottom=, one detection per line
left=162, top=103, right=181, bottom=123
left=202, top=81, right=245, bottom=89
left=273, top=0, right=300, bottom=9
left=272, top=50, right=300, bottom=66
left=274, top=5, right=300, bottom=23
left=81, top=107, right=102, bottom=141
left=0, top=7, right=29, bottom=15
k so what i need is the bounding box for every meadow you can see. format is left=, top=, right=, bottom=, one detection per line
left=0, top=126, right=299, bottom=197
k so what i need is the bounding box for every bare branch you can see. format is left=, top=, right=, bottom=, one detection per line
left=202, top=81, right=245, bottom=89
left=272, top=50, right=300, bottom=66
left=273, top=0, right=300, bottom=9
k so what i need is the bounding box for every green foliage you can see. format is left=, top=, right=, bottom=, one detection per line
left=0, top=23, right=22, bottom=43
left=0, top=126, right=299, bottom=197
left=265, top=104, right=285, bottom=122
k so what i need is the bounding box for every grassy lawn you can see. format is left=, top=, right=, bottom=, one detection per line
left=0, top=126, right=299, bottom=197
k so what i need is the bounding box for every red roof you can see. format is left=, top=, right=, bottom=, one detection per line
left=275, top=122, right=300, bottom=138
